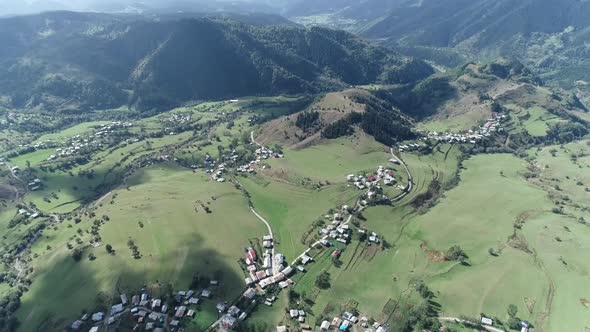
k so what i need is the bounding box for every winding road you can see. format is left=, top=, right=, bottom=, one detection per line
left=248, top=131, right=415, bottom=271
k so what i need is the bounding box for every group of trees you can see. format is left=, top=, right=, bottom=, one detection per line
left=445, top=245, right=468, bottom=263
left=127, top=239, right=141, bottom=259
left=295, top=111, right=320, bottom=132
left=321, top=94, right=416, bottom=146
left=0, top=291, right=22, bottom=332
left=315, top=271, right=331, bottom=289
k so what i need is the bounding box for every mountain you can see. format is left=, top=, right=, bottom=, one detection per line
left=363, top=0, right=590, bottom=90
left=285, top=0, right=590, bottom=104
left=0, top=11, right=433, bottom=113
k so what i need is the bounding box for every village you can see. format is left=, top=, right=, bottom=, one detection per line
left=54, top=112, right=509, bottom=332
left=398, top=112, right=507, bottom=152
left=68, top=278, right=247, bottom=332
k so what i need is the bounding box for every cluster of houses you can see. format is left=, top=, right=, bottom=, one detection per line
left=210, top=163, right=226, bottom=183
left=236, top=145, right=284, bottom=174
left=18, top=207, right=40, bottom=220
left=70, top=282, right=227, bottom=332
left=162, top=113, right=192, bottom=127
left=27, top=178, right=42, bottom=191
left=347, top=165, right=397, bottom=190
left=422, top=113, right=507, bottom=146
left=287, top=309, right=312, bottom=330
left=47, top=121, right=133, bottom=161
left=319, top=211, right=352, bottom=245
left=316, top=311, right=387, bottom=332
left=243, top=240, right=295, bottom=290
left=254, top=146, right=283, bottom=161
left=397, top=143, right=426, bottom=152
left=480, top=316, right=530, bottom=332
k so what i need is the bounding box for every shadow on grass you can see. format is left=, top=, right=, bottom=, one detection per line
left=17, top=230, right=246, bottom=332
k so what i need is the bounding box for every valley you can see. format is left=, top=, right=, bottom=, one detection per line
left=0, top=5, right=588, bottom=332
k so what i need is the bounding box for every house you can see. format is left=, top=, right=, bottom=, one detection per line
left=243, top=288, right=256, bottom=300
left=89, top=327, right=99, bottom=332
left=201, top=289, right=211, bottom=298
left=276, top=326, right=288, bottom=332
left=331, top=317, right=342, bottom=327
left=221, top=314, right=237, bottom=328
left=332, top=250, right=341, bottom=258
left=321, top=320, right=331, bottom=330
left=228, top=306, right=241, bottom=317
left=289, top=309, right=299, bottom=318
left=282, top=266, right=293, bottom=276
left=170, top=320, right=180, bottom=327
left=376, top=327, right=387, bottom=332
left=239, top=312, right=248, bottom=320
left=216, top=302, right=228, bottom=313
left=81, top=314, right=88, bottom=321
left=296, top=265, right=305, bottom=272
left=175, top=306, right=186, bottom=318
left=91, top=312, right=104, bottom=322
left=151, top=299, right=162, bottom=309
left=301, top=324, right=311, bottom=330
left=71, top=320, right=83, bottom=330
left=187, top=309, right=196, bottom=317
left=161, top=304, right=168, bottom=313
left=132, top=295, right=140, bottom=306
left=111, top=303, right=124, bottom=315
left=247, top=247, right=257, bottom=261
left=275, top=253, right=285, bottom=265
left=481, top=317, right=493, bottom=326
left=120, top=294, right=128, bottom=305
left=369, top=236, right=380, bottom=244
left=188, top=297, right=200, bottom=305
left=339, top=320, right=351, bottom=331
left=300, top=255, right=312, bottom=265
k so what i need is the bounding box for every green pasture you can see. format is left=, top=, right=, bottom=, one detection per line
left=17, top=164, right=265, bottom=331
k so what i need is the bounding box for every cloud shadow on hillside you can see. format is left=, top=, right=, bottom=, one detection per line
left=18, top=230, right=246, bottom=332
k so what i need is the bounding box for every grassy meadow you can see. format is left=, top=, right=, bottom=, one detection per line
left=17, top=164, right=265, bottom=331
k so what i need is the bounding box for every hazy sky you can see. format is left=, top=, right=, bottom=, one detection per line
left=0, top=0, right=288, bottom=16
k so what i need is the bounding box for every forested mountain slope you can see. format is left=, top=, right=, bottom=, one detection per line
left=0, top=11, right=433, bottom=113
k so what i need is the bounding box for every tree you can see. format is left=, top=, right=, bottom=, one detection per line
left=488, top=248, right=497, bottom=256
left=105, top=244, right=114, bottom=254
left=507, top=317, right=521, bottom=330
left=315, top=271, right=331, bottom=289
left=72, top=248, right=83, bottom=262
left=445, top=245, right=467, bottom=262
left=507, top=304, right=518, bottom=318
